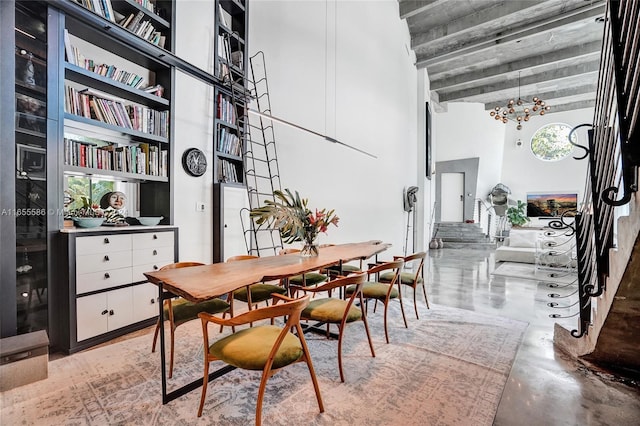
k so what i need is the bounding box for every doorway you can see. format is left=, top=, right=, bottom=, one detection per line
left=441, top=173, right=464, bottom=222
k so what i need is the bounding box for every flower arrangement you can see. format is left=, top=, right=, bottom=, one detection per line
left=250, top=189, right=339, bottom=254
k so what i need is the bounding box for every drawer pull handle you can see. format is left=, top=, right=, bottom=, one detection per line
left=104, top=238, right=110, bottom=244
left=104, top=255, right=110, bottom=261
left=153, top=265, right=159, bottom=270
left=153, top=234, right=158, bottom=240
left=101, top=310, right=108, bottom=315
left=104, top=272, right=110, bottom=279
left=109, top=310, right=114, bottom=316
left=153, top=249, right=157, bottom=256
left=150, top=298, right=155, bottom=304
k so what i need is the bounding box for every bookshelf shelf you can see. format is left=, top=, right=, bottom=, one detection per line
left=64, top=113, right=169, bottom=144
left=63, top=165, right=169, bottom=183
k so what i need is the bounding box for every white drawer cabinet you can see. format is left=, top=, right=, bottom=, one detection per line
left=56, top=227, right=178, bottom=353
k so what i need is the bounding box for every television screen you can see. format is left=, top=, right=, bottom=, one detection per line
left=526, top=193, right=578, bottom=217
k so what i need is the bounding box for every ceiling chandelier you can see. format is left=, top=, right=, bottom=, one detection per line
left=489, top=72, right=551, bottom=130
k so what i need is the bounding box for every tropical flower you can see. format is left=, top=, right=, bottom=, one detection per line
left=250, top=189, right=339, bottom=245
left=66, top=196, right=104, bottom=218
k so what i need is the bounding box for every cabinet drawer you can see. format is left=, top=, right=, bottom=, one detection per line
left=76, top=267, right=133, bottom=295
left=75, top=234, right=132, bottom=255
left=76, top=287, right=133, bottom=341
left=132, top=262, right=163, bottom=283
left=132, top=231, right=174, bottom=250
left=76, top=250, right=132, bottom=275
left=132, top=246, right=174, bottom=266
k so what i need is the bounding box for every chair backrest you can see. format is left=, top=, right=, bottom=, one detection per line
left=291, top=272, right=366, bottom=297
left=401, top=251, right=426, bottom=282
left=160, top=261, right=205, bottom=271
left=227, top=255, right=259, bottom=262
left=208, top=295, right=310, bottom=327
left=366, top=259, right=404, bottom=284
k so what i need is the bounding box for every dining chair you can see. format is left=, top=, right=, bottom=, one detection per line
left=378, top=252, right=428, bottom=319
left=226, top=255, right=287, bottom=326
left=290, top=272, right=375, bottom=382
left=278, top=248, right=328, bottom=296
left=345, top=259, right=406, bottom=344
left=197, top=294, right=324, bottom=424
left=151, top=262, right=230, bottom=379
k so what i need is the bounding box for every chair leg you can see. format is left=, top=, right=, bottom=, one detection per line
left=413, top=286, right=420, bottom=320
left=197, top=358, right=210, bottom=417
left=361, top=309, right=376, bottom=359
left=337, top=324, right=345, bottom=382
left=422, top=282, right=430, bottom=309
left=169, top=324, right=176, bottom=379
left=296, top=324, right=324, bottom=414
left=151, top=318, right=161, bottom=352
left=383, top=300, right=390, bottom=344
left=256, top=367, right=271, bottom=426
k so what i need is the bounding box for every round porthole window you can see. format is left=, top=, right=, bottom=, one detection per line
left=530, top=123, right=576, bottom=161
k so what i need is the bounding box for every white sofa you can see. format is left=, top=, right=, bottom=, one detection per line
left=494, top=230, right=540, bottom=264
left=495, top=228, right=577, bottom=266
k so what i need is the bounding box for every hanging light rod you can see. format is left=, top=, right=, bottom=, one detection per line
left=247, top=108, right=377, bottom=159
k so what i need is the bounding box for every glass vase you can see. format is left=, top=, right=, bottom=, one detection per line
left=300, top=241, right=319, bottom=257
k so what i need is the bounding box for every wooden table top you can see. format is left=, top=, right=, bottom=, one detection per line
left=144, top=240, right=391, bottom=303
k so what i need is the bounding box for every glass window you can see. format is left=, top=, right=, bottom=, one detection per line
left=530, top=123, right=576, bottom=161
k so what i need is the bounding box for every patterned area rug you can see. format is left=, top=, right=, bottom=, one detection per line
left=1, top=302, right=527, bottom=425
left=492, top=262, right=578, bottom=284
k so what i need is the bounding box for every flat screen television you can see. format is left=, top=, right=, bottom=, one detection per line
left=526, top=192, right=578, bottom=218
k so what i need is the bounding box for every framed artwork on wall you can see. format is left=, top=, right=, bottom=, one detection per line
left=526, top=192, right=578, bottom=217
left=17, top=144, right=46, bottom=180
left=426, top=101, right=432, bottom=179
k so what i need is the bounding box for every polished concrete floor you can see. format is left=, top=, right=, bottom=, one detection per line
left=427, top=248, right=640, bottom=426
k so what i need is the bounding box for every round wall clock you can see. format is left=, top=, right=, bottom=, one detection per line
left=182, top=148, right=207, bottom=177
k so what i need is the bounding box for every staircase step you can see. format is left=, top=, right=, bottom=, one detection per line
left=441, top=242, right=497, bottom=249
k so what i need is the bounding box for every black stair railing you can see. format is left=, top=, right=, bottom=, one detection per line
left=571, top=0, right=640, bottom=337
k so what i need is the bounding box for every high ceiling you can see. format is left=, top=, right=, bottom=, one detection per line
left=400, top=0, right=606, bottom=115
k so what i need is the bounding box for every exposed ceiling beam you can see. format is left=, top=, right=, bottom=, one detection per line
left=429, top=42, right=602, bottom=90
left=484, top=83, right=599, bottom=110
left=399, top=0, right=447, bottom=20
left=414, top=3, right=605, bottom=67
left=542, top=99, right=596, bottom=114
left=439, top=61, right=600, bottom=103
left=411, top=0, right=552, bottom=48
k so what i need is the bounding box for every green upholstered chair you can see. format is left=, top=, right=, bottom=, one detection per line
left=278, top=248, right=328, bottom=296
left=345, top=259, right=406, bottom=344
left=197, top=294, right=324, bottom=424
left=290, top=272, right=375, bottom=382
left=378, top=251, right=428, bottom=319
left=151, top=262, right=230, bottom=379
left=226, top=255, right=287, bottom=326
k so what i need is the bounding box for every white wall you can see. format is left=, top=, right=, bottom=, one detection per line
left=249, top=0, right=420, bottom=255
left=501, top=107, right=591, bottom=226
left=434, top=102, right=506, bottom=202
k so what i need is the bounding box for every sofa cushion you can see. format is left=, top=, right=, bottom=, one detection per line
left=507, top=230, right=539, bottom=248
left=495, top=246, right=537, bottom=264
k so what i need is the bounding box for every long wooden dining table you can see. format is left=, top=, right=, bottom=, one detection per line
left=144, top=240, right=391, bottom=404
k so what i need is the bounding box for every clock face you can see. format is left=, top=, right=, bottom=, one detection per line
left=182, top=148, right=207, bottom=177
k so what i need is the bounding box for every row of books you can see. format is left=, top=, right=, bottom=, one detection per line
left=216, top=93, right=237, bottom=123
left=64, top=29, right=165, bottom=98
left=133, top=0, right=155, bottom=14
left=72, top=0, right=116, bottom=23
left=218, top=159, right=241, bottom=183
left=218, top=127, right=242, bottom=156
left=65, top=86, right=169, bottom=137
left=119, top=11, right=167, bottom=48
left=64, top=138, right=168, bottom=177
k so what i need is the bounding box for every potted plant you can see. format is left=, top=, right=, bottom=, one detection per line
left=506, top=200, right=530, bottom=228
left=250, top=189, right=339, bottom=256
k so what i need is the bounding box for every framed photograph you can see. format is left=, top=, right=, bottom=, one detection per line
left=15, top=93, right=46, bottom=136
left=526, top=192, right=578, bottom=217
left=17, top=144, right=46, bottom=181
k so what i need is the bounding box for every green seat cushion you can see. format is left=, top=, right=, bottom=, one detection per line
left=233, top=283, right=287, bottom=303
left=379, top=271, right=423, bottom=285
left=289, top=272, right=327, bottom=286
left=209, top=325, right=303, bottom=370
left=324, top=264, right=361, bottom=274
left=301, top=298, right=362, bottom=323
left=167, top=298, right=230, bottom=326
left=345, top=282, right=399, bottom=300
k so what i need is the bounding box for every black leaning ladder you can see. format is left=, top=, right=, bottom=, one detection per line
left=240, top=51, right=284, bottom=256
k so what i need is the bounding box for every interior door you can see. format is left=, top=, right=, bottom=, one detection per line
left=441, top=172, right=464, bottom=222
left=223, top=186, right=249, bottom=260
